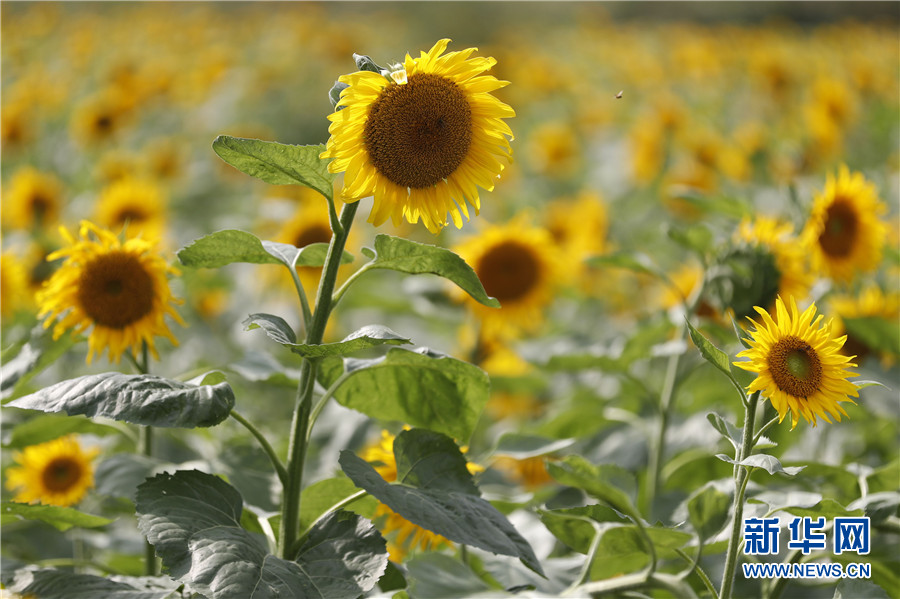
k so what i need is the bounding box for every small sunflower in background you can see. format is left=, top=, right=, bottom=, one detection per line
left=69, top=89, right=131, bottom=145
left=94, top=177, right=168, bottom=240
left=454, top=219, right=566, bottom=339
left=734, top=295, right=858, bottom=429
left=0, top=251, right=31, bottom=321
left=5, top=435, right=99, bottom=507
left=36, top=221, right=183, bottom=363
left=802, top=165, right=887, bottom=284
left=322, top=38, right=515, bottom=233
left=273, top=200, right=335, bottom=295
left=360, top=430, right=454, bottom=562
left=828, top=285, right=900, bottom=364
left=1, top=167, right=64, bottom=232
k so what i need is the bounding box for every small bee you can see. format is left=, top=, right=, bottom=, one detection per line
left=615, top=90, right=624, bottom=99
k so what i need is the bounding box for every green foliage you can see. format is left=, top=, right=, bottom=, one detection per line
left=588, top=526, right=692, bottom=580
left=687, top=319, right=734, bottom=378
left=177, top=229, right=352, bottom=270
left=1, top=502, right=113, bottom=532
left=5, top=569, right=180, bottom=599
left=5, top=413, right=124, bottom=448
left=362, top=234, right=500, bottom=308
left=1, top=325, right=79, bottom=402
left=8, top=372, right=234, bottom=428
left=339, top=428, right=544, bottom=576
left=538, top=504, right=627, bottom=553
left=406, top=553, right=495, bottom=598
left=298, top=476, right=377, bottom=531
left=716, top=453, right=805, bottom=476
left=135, top=470, right=388, bottom=599
left=246, top=318, right=413, bottom=358
left=546, top=456, right=640, bottom=521
left=686, top=482, right=732, bottom=542
left=329, top=348, right=489, bottom=442
left=844, top=316, right=900, bottom=357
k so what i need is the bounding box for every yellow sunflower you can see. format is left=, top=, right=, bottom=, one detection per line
left=321, top=39, right=515, bottom=233
left=1, top=251, right=31, bottom=321
left=361, top=430, right=453, bottom=562
left=94, top=178, right=168, bottom=240
left=5, top=435, right=99, bottom=507
left=273, top=200, right=337, bottom=299
left=453, top=219, right=566, bottom=338
left=734, top=296, right=858, bottom=429
left=36, top=221, right=183, bottom=364
left=1, top=167, right=64, bottom=232
left=828, top=285, right=900, bottom=364
left=802, top=166, right=887, bottom=284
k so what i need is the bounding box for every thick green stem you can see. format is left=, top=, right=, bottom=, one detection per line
left=231, top=410, right=288, bottom=485
left=719, top=391, right=760, bottom=599
left=278, top=202, right=358, bottom=560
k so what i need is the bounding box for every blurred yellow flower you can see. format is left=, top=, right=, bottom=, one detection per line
left=802, top=165, right=887, bottom=284
left=735, top=296, right=858, bottom=429
left=828, top=285, right=900, bottom=364
left=273, top=200, right=338, bottom=302
left=5, top=435, right=99, bottom=507
left=1, top=167, right=64, bottom=232
left=94, top=178, right=168, bottom=239
left=1, top=251, right=31, bottom=321
left=322, top=39, right=515, bottom=233
left=37, top=221, right=183, bottom=363
left=69, top=89, right=131, bottom=145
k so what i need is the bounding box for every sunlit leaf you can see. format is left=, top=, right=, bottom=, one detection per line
left=177, top=230, right=351, bottom=270
left=5, top=569, right=179, bottom=599
left=715, top=453, right=805, bottom=476
left=244, top=313, right=297, bottom=345
left=1, top=502, right=113, bottom=532
left=686, top=319, right=733, bottom=377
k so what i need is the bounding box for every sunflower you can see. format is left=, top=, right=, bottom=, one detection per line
left=453, top=219, right=565, bottom=338
left=5, top=435, right=99, bottom=507
left=734, top=296, right=858, bottom=429
left=273, top=201, right=336, bottom=297
left=828, top=285, right=900, bottom=364
left=361, top=430, right=453, bottom=562
left=1, top=167, right=63, bottom=232
left=69, top=89, right=131, bottom=145
left=1, top=251, right=30, bottom=321
left=94, top=178, right=167, bottom=239
left=321, top=39, right=515, bottom=233
left=802, top=166, right=887, bottom=284
left=36, top=221, right=183, bottom=363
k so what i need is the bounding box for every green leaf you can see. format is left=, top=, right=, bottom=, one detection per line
left=1, top=325, right=79, bottom=402
left=833, top=580, right=891, bottom=599
left=538, top=505, right=627, bottom=553
left=686, top=482, right=731, bottom=541
left=178, top=229, right=352, bottom=271
left=546, top=456, right=640, bottom=521
left=666, top=223, right=714, bottom=255
left=5, top=413, right=123, bottom=448
left=5, top=569, right=179, bottom=599
left=848, top=491, right=900, bottom=525
left=135, top=470, right=388, bottom=599
left=94, top=453, right=170, bottom=500
left=298, top=476, right=378, bottom=531
left=366, top=235, right=499, bottom=308
left=1, top=502, right=113, bottom=532
left=289, top=325, right=412, bottom=359
left=589, top=525, right=692, bottom=580
left=491, top=433, right=575, bottom=459
left=585, top=252, right=662, bottom=278
left=844, top=316, right=900, bottom=357
left=781, top=498, right=863, bottom=521
left=212, top=136, right=336, bottom=201
left=715, top=453, right=805, bottom=476
left=332, top=347, right=489, bottom=442
left=707, top=412, right=742, bottom=452
left=406, top=554, right=494, bottom=598
left=686, top=319, right=733, bottom=377
left=244, top=313, right=298, bottom=344
left=7, top=372, right=234, bottom=428
left=339, top=429, right=544, bottom=576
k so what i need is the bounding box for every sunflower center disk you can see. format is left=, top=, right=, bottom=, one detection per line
left=42, top=457, right=82, bottom=492
left=768, top=336, right=823, bottom=398
left=115, top=208, right=149, bottom=226
left=819, top=199, right=857, bottom=257
left=294, top=224, right=332, bottom=248
left=364, top=73, right=472, bottom=189
left=77, top=251, right=155, bottom=329
left=477, top=241, right=540, bottom=302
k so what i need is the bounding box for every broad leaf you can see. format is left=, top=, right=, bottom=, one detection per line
left=1, top=325, right=79, bottom=402
left=8, top=373, right=234, bottom=428
left=834, top=580, right=891, bottom=599
left=843, top=316, right=900, bottom=357
left=686, top=482, right=731, bottom=541
left=406, top=554, right=494, bottom=598
left=273, top=325, right=412, bottom=359
left=340, top=429, right=544, bottom=576
left=538, top=505, right=627, bottom=553
left=707, top=412, right=742, bottom=452
left=135, top=470, right=387, bottom=599
left=244, top=313, right=297, bottom=345
left=178, top=230, right=352, bottom=270
left=212, top=136, right=337, bottom=201
left=365, top=235, right=499, bottom=308
left=1, top=502, right=113, bottom=532
left=715, top=453, right=805, bottom=476
left=546, top=456, right=640, bottom=521
left=298, top=476, right=378, bottom=531
left=686, top=319, right=733, bottom=377
left=331, top=347, right=489, bottom=442
left=589, top=525, right=692, bottom=580
left=491, top=433, right=575, bottom=459
left=5, top=569, right=179, bottom=599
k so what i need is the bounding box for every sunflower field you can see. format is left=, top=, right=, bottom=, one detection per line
left=1, top=3, right=898, bottom=599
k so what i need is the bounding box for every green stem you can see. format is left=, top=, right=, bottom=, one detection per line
left=230, top=410, right=288, bottom=485
left=278, top=201, right=358, bottom=560
left=306, top=371, right=352, bottom=444
left=719, top=391, right=760, bottom=599
left=287, top=256, right=313, bottom=331
left=565, top=521, right=603, bottom=594
left=752, top=415, right=779, bottom=448
left=129, top=341, right=158, bottom=577
left=331, top=262, right=376, bottom=309
left=675, top=547, right=718, bottom=599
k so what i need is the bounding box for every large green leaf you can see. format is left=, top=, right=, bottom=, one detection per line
left=715, top=453, right=805, bottom=476
left=135, top=470, right=388, bottom=599
left=406, top=554, right=495, bottom=598
left=5, top=413, right=123, bottom=448
left=247, top=320, right=413, bottom=359
left=298, top=476, right=378, bottom=531
left=7, top=372, right=234, bottom=428
left=212, top=136, right=337, bottom=201
left=538, top=505, right=627, bottom=553
left=339, top=429, right=544, bottom=576
left=5, top=569, right=179, bottom=599
left=589, top=525, right=692, bottom=580
left=364, top=235, right=500, bottom=308
left=1, top=502, right=113, bottom=532
left=546, top=456, right=641, bottom=521
left=177, top=229, right=351, bottom=270
left=330, top=348, right=489, bottom=442
left=686, top=482, right=731, bottom=542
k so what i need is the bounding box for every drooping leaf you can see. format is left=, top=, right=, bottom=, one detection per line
left=707, top=412, right=742, bottom=452
left=538, top=505, right=627, bottom=553
left=212, top=136, right=336, bottom=201
left=135, top=470, right=387, bottom=599
left=715, top=453, right=805, bottom=476
left=339, top=429, right=544, bottom=576
left=7, top=372, right=234, bottom=428
left=546, top=456, right=640, bottom=521
left=589, top=525, right=692, bottom=581
left=1, top=502, right=113, bottom=532
left=364, top=235, right=499, bottom=308
left=244, top=313, right=298, bottom=345
left=331, top=347, right=489, bottom=442
left=287, top=325, right=412, bottom=359
left=5, top=569, right=179, bottom=599
left=686, top=319, right=733, bottom=377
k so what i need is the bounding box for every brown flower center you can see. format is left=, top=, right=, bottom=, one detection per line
left=293, top=224, right=332, bottom=248
left=364, top=73, right=472, bottom=189
left=818, top=198, right=857, bottom=258
left=767, top=335, right=823, bottom=398
left=42, top=457, right=83, bottom=493
left=476, top=240, right=540, bottom=303
left=29, top=193, right=53, bottom=225
left=77, top=250, right=155, bottom=329
left=113, top=207, right=149, bottom=227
